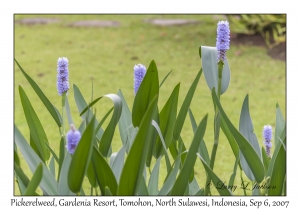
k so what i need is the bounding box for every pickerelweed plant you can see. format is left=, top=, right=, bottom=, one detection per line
left=14, top=20, right=286, bottom=196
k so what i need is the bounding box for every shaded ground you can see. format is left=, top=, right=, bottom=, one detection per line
left=231, top=33, right=286, bottom=61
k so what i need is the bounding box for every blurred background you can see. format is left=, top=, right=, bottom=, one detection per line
left=14, top=14, right=286, bottom=195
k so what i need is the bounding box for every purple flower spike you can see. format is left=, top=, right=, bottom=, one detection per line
left=216, top=20, right=230, bottom=62
left=57, top=57, right=69, bottom=96
left=66, top=124, right=81, bottom=154
left=134, top=64, right=146, bottom=95
left=263, top=125, right=272, bottom=157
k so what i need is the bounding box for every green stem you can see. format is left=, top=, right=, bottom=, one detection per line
left=62, top=92, right=67, bottom=148
left=240, top=167, right=247, bottom=196
left=204, top=62, right=224, bottom=196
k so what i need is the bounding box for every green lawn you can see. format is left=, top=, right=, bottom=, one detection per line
left=14, top=14, right=286, bottom=195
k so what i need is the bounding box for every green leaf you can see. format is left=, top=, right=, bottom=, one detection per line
left=228, top=154, right=239, bottom=187
left=105, top=187, right=113, bottom=196
left=267, top=126, right=286, bottom=177
left=86, top=161, right=98, bottom=188
left=58, top=153, right=75, bottom=195
left=158, top=151, right=182, bottom=195
left=15, top=59, right=62, bottom=127
left=148, top=157, right=161, bottom=195
left=160, top=70, right=173, bottom=87
left=65, top=96, right=74, bottom=125
left=117, top=90, right=135, bottom=152
left=211, top=89, right=265, bottom=182
left=170, top=114, right=208, bottom=195
left=275, top=103, right=285, bottom=147
left=132, top=60, right=159, bottom=127
left=44, top=142, right=59, bottom=164
left=79, top=96, right=103, bottom=116
left=24, top=163, right=43, bottom=195
left=188, top=108, right=210, bottom=165
left=154, top=83, right=180, bottom=157
left=92, top=146, right=118, bottom=195
left=220, top=117, right=239, bottom=162
left=14, top=150, right=20, bottom=167
left=111, top=146, right=126, bottom=183
left=261, top=146, right=270, bottom=173
left=118, top=95, right=158, bottom=195
left=189, top=178, right=201, bottom=196
left=199, top=46, right=230, bottom=94
left=98, top=94, right=122, bottom=157
left=73, top=84, right=93, bottom=121
left=173, top=69, right=202, bottom=140
left=49, top=156, right=55, bottom=177
left=239, top=95, right=262, bottom=181
left=14, top=125, right=58, bottom=195
left=137, top=177, right=149, bottom=196
left=199, top=155, right=233, bottom=195
left=94, top=107, right=114, bottom=139
left=268, top=137, right=286, bottom=195
left=19, top=86, right=50, bottom=162
left=68, top=115, right=95, bottom=193
left=57, top=137, right=64, bottom=181
left=14, top=163, right=30, bottom=194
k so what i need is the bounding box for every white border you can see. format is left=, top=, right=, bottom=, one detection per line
left=2, top=0, right=297, bottom=209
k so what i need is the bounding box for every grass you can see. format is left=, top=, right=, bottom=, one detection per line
left=14, top=14, right=286, bottom=195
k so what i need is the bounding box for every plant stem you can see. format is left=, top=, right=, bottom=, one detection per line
left=204, top=62, right=224, bottom=196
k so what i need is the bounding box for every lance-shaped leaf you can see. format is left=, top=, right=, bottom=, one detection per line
left=173, top=69, right=202, bottom=140
left=111, top=146, right=126, bottom=183
left=275, top=103, right=285, bottom=147
left=268, top=137, right=286, bottom=195
left=154, top=83, right=180, bottom=158
left=199, top=46, right=230, bottom=95
left=170, top=114, right=208, bottom=195
left=132, top=60, right=159, bottom=127
left=58, top=153, right=75, bottom=195
left=92, top=146, right=118, bottom=195
left=80, top=94, right=122, bottom=157
left=68, top=115, right=95, bottom=193
left=15, top=59, right=62, bottom=127
left=188, top=108, right=210, bottom=165
left=199, top=155, right=233, bottom=196
left=19, top=86, right=50, bottom=162
left=14, top=125, right=58, bottom=195
left=118, top=95, right=158, bottom=195
left=117, top=90, right=135, bottom=152
left=211, top=89, right=265, bottom=182
left=148, top=157, right=161, bottom=195
left=239, top=95, right=262, bottom=181
left=24, top=163, right=43, bottom=195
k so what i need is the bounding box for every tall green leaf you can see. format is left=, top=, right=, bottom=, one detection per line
left=117, top=90, right=135, bottom=152
left=268, top=137, right=286, bottom=195
left=211, top=89, right=265, bottom=182
left=275, top=103, right=285, bottom=147
left=58, top=153, right=75, bottom=195
left=14, top=125, right=58, bottom=195
left=170, top=114, right=208, bottom=195
left=79, top=94, right=122, bottom=157
left=239, top=95, right=262, bottom=181
left=173, top=69, right=202, bottom=140
left=111, top=146, right=126, bottom=183
left=92, top=147, right=118, bottom=195
left=19, top=86, right=50, bottom=162
left=15, top=59, right=62, bottom=127
left=68, top=115, right=95, bottom=193
left=118, top=95, right=158, bottom=195
left=199, top=155, right=233, bottom=195
left=24, top=163, right=43, bottom=195
left=188, top=108, right=210, bottom=165
left=154, top=83, right=180, bottom=158
left=132, top=60, right=159, bottom=127
left=160, top=70, right=173, bottom=87
left=199, top=46, right=230, bottom=94
left=148, top=157, right=161, bottom=195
